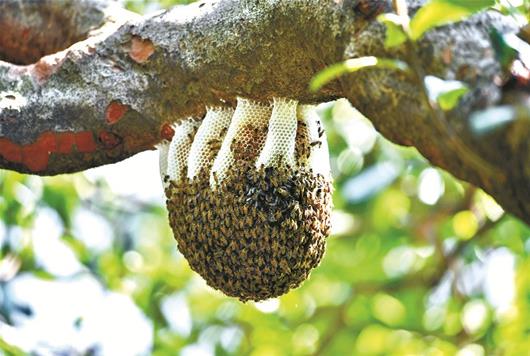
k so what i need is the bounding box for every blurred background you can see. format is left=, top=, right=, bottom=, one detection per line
left=1, top=1, right=530, bottom=355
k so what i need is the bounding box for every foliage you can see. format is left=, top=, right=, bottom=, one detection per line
left=409, top=0, right=495, bottom=41
left=123, top=0, right=195, bottom=14
left=310, top=57, right=410, bottom=92
left=1, top=1, right=530, bottom=355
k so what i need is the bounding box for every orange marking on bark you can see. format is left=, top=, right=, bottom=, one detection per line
left=56, top=132, right=76, bottom=154
left=0, top=138, right=22, bottom=163
left=160, top=123, right=175, bottom=141
left=98, top=131, right=122, bottom=149
left=105, top=101, right=129, bottom=124
left=129, top=36, right=155, bottom=63
left=20, top=131, right=57, bottom=172
left=74, top=131, right=97, bottom=153
left=22, top=143, right=50, bottom=172
left=36, top=132, right=57, bottom=152
left=0, top=130, right=99, bottom=172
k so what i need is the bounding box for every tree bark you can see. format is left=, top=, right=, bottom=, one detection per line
left=0, top=0, right=528, bottom=224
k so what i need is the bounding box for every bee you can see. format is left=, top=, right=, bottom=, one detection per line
left=285, top=219, right=298, bottom=230
left=242, top=204, right=249, bottom=216
left=276, top=187, right=289, bottom=198
left=211, top=171, right=219, bottom=185
left=279, top=260, right=291, bottom=273
left=214, top=260, right=223, bottom=271
left=291, top=204, right=302, bottom=220
left=257, top=256, right=265, bottom=267
left=207, top=138, right=222, bottom=151
left=252, top=226, right=262, bottom=240
left=318, top=126, right=325, bottom=138
left=257, top=211, right=268, bottom=222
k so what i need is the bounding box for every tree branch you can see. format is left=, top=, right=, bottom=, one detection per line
left=0, top=0, right=528, bottom=224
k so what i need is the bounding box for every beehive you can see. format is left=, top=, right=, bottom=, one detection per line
left=161, top=98, right=332, bottom=301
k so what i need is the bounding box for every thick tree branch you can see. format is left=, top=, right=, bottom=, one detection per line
left=0, top=0, right=528, bottom=224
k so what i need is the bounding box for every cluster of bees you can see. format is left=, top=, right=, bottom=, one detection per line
left=160, top=98, right=332, bottom=301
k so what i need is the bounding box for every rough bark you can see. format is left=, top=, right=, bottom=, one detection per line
left=0, top=0, right=528, bottom=224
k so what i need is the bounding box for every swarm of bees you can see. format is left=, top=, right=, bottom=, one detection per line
left=159, top=98, right=332, bottom=301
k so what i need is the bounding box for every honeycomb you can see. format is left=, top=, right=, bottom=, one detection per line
left=166, top=118, right=199, bottom=184
left=187, top=107, right=234, bottom=180
left=210, top=98, right=272, bottom=186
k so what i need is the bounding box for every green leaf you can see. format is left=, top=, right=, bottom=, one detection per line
left=490, top=28, right=518, bottom=69
left=378, top=14, right=408, bottom=48
left=32, top=269, right=56, bottom=280
left=438, top=87, right=469, bottom=111
left=424, top=75, right=469, bottom=111
left=410, top=0, right=495, bottom=41
left=0, top=336, right=26, bottom=356
left=310, top=57, right=410, bottom=92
